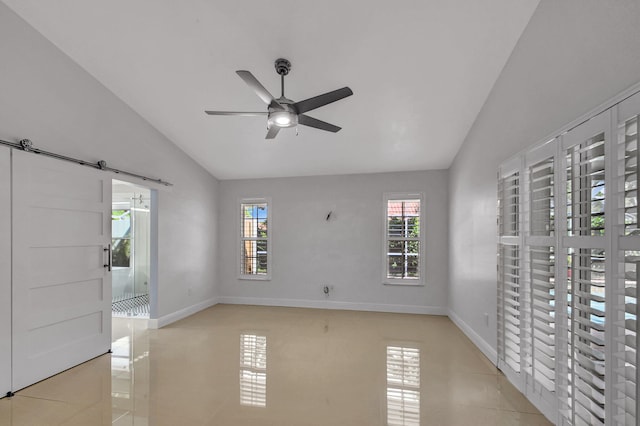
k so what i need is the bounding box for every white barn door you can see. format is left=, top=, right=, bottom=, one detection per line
left=0, top=146, right=11, bottom=396
left=11, top=150, right=112, bottom=391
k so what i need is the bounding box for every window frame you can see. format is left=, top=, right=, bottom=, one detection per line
left=238, top=197, right=272, bottom=281
left=382, top=192, right=425, bottom=286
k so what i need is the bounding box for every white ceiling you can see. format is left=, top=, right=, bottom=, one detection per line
left=3, top=0, right=539, bottom=180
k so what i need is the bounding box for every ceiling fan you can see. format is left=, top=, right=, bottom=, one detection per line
left=205, top=58, right=353, bottom=139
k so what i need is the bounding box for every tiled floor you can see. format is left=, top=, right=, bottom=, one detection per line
left=0, top=305, right=552, bottom=425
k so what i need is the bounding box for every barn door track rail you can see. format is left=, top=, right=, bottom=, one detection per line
left=0, top=138, right=173, bottom=187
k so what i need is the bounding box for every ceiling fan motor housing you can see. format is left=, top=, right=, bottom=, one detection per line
left=275, top=58, right=291, bottom=76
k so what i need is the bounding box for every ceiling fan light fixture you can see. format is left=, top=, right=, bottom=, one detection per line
left=268, top=110, right=297, bottom=128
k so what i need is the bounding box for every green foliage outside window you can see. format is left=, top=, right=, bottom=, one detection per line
left=112, top=209, right=131, bottom=267
left=112, top=239, right=131, bottom=267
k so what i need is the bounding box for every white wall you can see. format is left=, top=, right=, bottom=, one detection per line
left=0, top=147, right=11, bottom=395
left=0, top=4, right=219, bottom=320
left=218, top=171, right=448, bottom=314
left=448, top=0, right=640, bottom=360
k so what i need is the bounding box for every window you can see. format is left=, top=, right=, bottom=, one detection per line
left=240, top=199, right=270, bottom=280
left=384, top=193, right=424, bottom=285
left=112, top=209, right=131, bottom=267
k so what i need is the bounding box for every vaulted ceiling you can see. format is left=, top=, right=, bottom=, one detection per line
left=2, top=0, right=539, bottom=179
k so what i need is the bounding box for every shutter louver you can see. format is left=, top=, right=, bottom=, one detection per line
left=498, top=170, right=521, bottom=375
left=566, top=133, right=606, bottom=237
left=622, top=116, right=638, bottom=236
left=530, top=158, right=555, bottom=236
left=527, top=155, right=557, bottom=393
left=569, top=248, right=606, bottom=426
left=499, top=172, right=520, bottom=237
left=564, top=125, right=608, bottom=425
left=612, top=111, right=639, bottom=425
left=499, top=243, right=521, bottom=373
left=612, top=251, right=637, bottom=426
left=530, top=245, right=556, bottom=392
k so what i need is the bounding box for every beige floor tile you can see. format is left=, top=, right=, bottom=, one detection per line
left=497, top=374, right=541, bottom=414
left=0, top=305, right=552, bottom=425
left=18, top=355, right=112, bottom=408
left=0, top=395, right=85, bottom=425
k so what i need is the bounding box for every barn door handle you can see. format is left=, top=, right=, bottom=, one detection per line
left=104, top=245, right=112, bottom=272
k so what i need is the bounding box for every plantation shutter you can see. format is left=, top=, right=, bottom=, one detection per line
left=497, top=88, right=640, bottom=424
left=530, top=157, right=555, bottom=237
left=498, top=163, right=522, bottom=376
left=525, top=147, right=557, bottom=395
left=562, top=112, right=610, bottom=426
left=612, top=94, right=640, bottom=426
left=530, top=244, right=556, bottom=392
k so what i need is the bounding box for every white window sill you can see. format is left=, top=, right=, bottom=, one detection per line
left=238, top=275, right=271, bottom=282
left=383, top=280, right=424, bottom=287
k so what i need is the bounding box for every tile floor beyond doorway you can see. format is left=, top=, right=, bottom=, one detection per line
left=0, top=305, right=552, bottom=425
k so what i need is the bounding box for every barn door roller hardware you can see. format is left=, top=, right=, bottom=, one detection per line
left=0, top=138, right=172, bottom=186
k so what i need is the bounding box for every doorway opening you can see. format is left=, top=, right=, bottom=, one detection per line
left=111, top=180, right=153, bottom=318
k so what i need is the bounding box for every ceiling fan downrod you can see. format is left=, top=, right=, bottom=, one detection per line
left=275, top=58, right=291, bottom=98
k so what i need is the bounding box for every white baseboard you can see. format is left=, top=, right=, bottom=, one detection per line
left=148, top=297, right=219, bottom=329
left=217, top=296, right=447, bottom=316
left=447, top=309, right=497, bottom=365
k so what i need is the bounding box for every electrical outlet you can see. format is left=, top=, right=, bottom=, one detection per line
left=484, top=313, right=489, bottom=326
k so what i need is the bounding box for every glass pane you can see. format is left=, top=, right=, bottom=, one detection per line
left=112, top=209, right=131, bottom=238
left=499, top=172, right=519, bottom=236
left=112, top=238, right=131, bottom=267
left=387, top=200, right=420, bottom=238
left=621, top=116, right=639, bottom=235
left=258, top=219, right=267, bottom=238
left=387, top=241, right=420, bottom=280
left=257, top=205, right=267, bottom=219
left=566, top=133, right=606, bottom=236
left=530, top=158, right=555, bottom=236
left=242, top=203, right=268, bottom=238
left=241, top=240, right=268, bottom=275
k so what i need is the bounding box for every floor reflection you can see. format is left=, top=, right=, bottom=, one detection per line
left=239, top=333, right=267, bottom=407
left=387, top=346, right=420, bottom=426
left=111, top=318, right=149, bottom=425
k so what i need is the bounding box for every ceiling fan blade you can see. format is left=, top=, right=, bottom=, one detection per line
left=236, top=70, right=284, bottom=110
left=205, top=111, right=267, bottom=116
left=265, top=126, right=281, bottom=139
left=292, top=87, right=353, bottom=114
left=298, top=114, right=342, bottom=133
